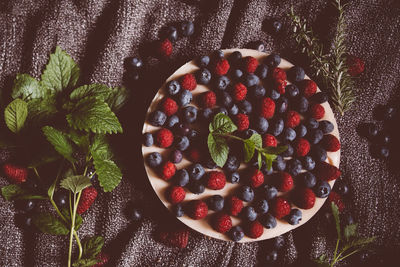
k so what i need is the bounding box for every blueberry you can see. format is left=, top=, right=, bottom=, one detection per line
left=281, top=143, right=293, bottom=157
left=287, top=66, right=305, bottom=82
left=146, top=152, right=162, bottom=168
left=366, top=123, right=379, bottom=139
left=283, top=128, right=296, bottom=142
left=249, top=40, right=265, bottom=52
left=286, top=158, right=302, bottom=176
left=188, top=180, right=205, bottom=194
left=215, top=107, right=228, bottom=115
left=219, top=91, right=233, bottom=108
left=212, top=49, right=225, bottom=60
left=306, top=118, right=319, bottom=130
left=319, top=120, right=334, bottom=134
left=15, top=199, right=35, bottom=212
left=261, top=164, right=274, bottom=175
left=201, top=108, right=213, bottom=122
left=270, top=118, right=284, bottom=136
left=179, top=21, right=194, bottom=36
left=228, top=104, right=239, bottom=116
left=285, top=84, right=299, bottom=98
left=237, top=185, right=254, bottom=202
left=228, top=172, right=240, bottom=183
left=310, top=92, right=328, bottom=103
left=383, top=104, right=397, bottom=120
left=273, top=155, right=286, bottom=171
left=308, top=129, right=324, bottom=144
left=269, top=89, right=280, bottom=100
left=242, top=73, right=260, bottom=87
left=182, top=106, right=197, bottom=123
left=172, top=204, right=184, bottom=217
left=260, top=213, right=277, bottom=229
left=299, top=172, right=316, bottom=188
left=197, top=55, right=210, bottom=67
left=296, top=124, right=307, bottom=138
left=231, top=69, right=243, bottom=80
left=255, top=199, right=269, bottom=214
left=228, top=51, right=242, bottom=66
left=177, top=90, right=193, bottom=106
left=167, top=80, right=181, bottom=96
left=255, top=64, right=268, bottom=79
left=254, top=117, right=269, bottom=134
left=224, top=155, right=240, bottom=173
left=188, top=129, right=199, bottom=140
left=54, top=190, right=68, bottom=208
left=175, top=123, right=190, bottom=135
left=243, top=129, right=257, bottom=140
left=170, top=149, right=183, bottom=164
left=262, top=185, right=278, bottom=200
left=214, top=75, right=230, bottom=91
left=204, top=158, right=217, bottom=169
left=166, top=115, right=180, bottom=128
left=378, top=132, right=391, bottom=144
left=276, top=97, right=288, bottom=114
left=131, top=207, right=143, bottom=221
left=313, top=180, right=331, bottom=198
left=129, top=70, right=140, bottom=81
left=207, top=195, right=224, bottom=211
left=196, top=68, right=212, bottom=85
left=302, top=156, right=316, bottom=171
left=15, top=213, right=33, bottom=229
left=149, top=110, right=167, bottom=126
left=265, top=250, right=278, bottom=263
left=188, top=163, right=205, bottom=180
left=272, top=235, right=285, bottom=250
left=239, top=100, right=252, bottom=114
left=128, top=57, right=143, bottom=69
left=265, top=54, right=281, bottom=68
left=286, top=208, right=302, bottom=225
left=334, top=180, right=349, bottom=195
left=271, top=20, right=282, bottom=34
left=296, top=96, right=309, bottom=113
left=311, top=146, right=327, bottom=162
left=161, top=25, right=178, bottom=42
left=143, top=133, right=153, bottom=147
left=86, top=166, right=97, bottom=180
left=241, top=206, right=257, bottom=221
left=249, top=85, right=266, bottom=99
left=175, top=136, right=190, bottom=151
left=228, top=226, right=244, bottom=242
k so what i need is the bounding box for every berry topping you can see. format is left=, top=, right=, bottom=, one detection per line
left=310, top=103, right=325, bottom=120
left=328, top=191, right=345, bottom=212
left=294, top=188, right=316, bottom=209
left=285, top=110, right=301, bottom=128
left=207, top=171, right=226, bottom=190
left=226, top=196, right=243, bottom=216
left=187, top=200, right=208, bottom=220
left=166, top=186, right=186, bottom=204
left=156, top=128, right=174, bottom=148
left=260, top=97, right=275, bottom=119
left=298, top=80, right=317, bottom=98
left=275, top=172, right=294, bottom=192
left=212, top=213, right=232, bottom=233
left=272, top=67, right=287, bottom=81
left=180, top=73, right=197, bottom=91
left=200, top=91, right=217, bottom=108
left=246, top=221, right=264, bottom=238
left=235, top=113, right=250, bottom=131
left=161, top=97, right=178, bottom=116
left=295, top=138, right=311, bottom=157
left=214, top=59, right=230, bottom=76
left=161, top=161, right=176, bottom=181
left=321, top=134, right=341, bottom=152
left=314, top=162, right=341, bottom=181
left=243, top=56, right=259, bottom=73
left=270, top=197, right=291, bottom=219
left=249, top=168, right=264, bottom=188
left=233, top=83, right=247, bottom=101
left=263, top=134, right=277, bottom=147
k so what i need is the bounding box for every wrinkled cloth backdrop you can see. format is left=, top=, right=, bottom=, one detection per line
left=1, top=0, right=400, bottom=266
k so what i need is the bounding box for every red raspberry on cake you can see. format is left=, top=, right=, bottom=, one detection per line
left=235, top=113, right=249, bottom=131
left=294, top=188, right=316, bottom=209
left=321, top=134, right=341, bottom=152
left=180, top=73, right=197, bottom=91
left=243, top=56, right=259, bottom=73
left=310, top=103, right=325, bottom=120
left=263, top=134, right=277, bottom=147
left=274, top=79, right=287, bottom=94
left=226, top=196, right=243, bottom=216
left=3, top=164, right=28, bottom=184
left=207, top=171, right=226, bottom=190
left=272, top=67, right=287, bottom=81
left=201, top=91, right=217, bottom=108
left=260, top=97, right=275, bottom=119
left=294, top=138, right=311, bottom=157
left=314, top=162, right=341, bottom=181
left=212, top=213, right=232, bottom=233
left=157, top=39, right=172, bottom=57
left=233, top=83, right=247, bottom=101
left=328, top=191, right=345, bottom=212
left=271, top=197, right=291, bottom=219
left=275, top=172, right=294, bottom=192
left=158, top=227, right=189, bottom=248
left=249, top=168, right=264, bottom=188
left=166, top=186, right=186, bottom=204
left=161, top=161, right=176, bottom=181
left=214, top=59, right=230, bottom=76
left=285, top=110, right=301, bottom=128
left=246, top=221, right=264, bottom=239
left=298, top=80, right=317, bottom=98
left=188, top=200, right=208, bottom=220
left=156, top=128, right=174, bottom=148
left=161, top=97, right=178, bottom=116
left=347, top=55, right=365, bottom=77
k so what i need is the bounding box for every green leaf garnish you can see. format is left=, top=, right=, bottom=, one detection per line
left=70, top=84, right=112, bottom=101
left=209, top=113, right=237, bottom=133
left=93, top=158, right=122, bottom=192
left=1, top=184, right=46, bottom=201
left=60, top=175, right=91, bottom=194
left=42, top=126, right=75, bottom=163
left=4, top=99, right=28, bottom=133
left=11, top=74, right=43, bottom=100
left=207, top=133, right=229, bottom=168
left=33, top=213, right=70, bottom=235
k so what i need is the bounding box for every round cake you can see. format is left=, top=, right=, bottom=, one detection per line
left=142, top=49, right=340, bottom=242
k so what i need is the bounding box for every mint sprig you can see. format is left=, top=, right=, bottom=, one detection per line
left=207, top=113, right=287, bottom=169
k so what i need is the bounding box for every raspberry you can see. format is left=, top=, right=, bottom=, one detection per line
left=347, top=55, right=365, bottom=77
left=157, top=39, right=172, bottom=57
left=201, top=91, right=217, bottom=108
left=314, top=162, right=341, bottom=181
left=207, top=171, right=226, bottom=190
left=161, top=161, right=176, bottom=180
left=310, top=104, right=325, bottom=120
left=294, top=138, right=310, bottom=157
left=285, top=110, right=301, bottom=128
left=328, top=191, right=345, bottom=212
left=270, top=197, right=291, bottom=219
left=188, top=200, right=208, bottom=219
left=77, top=187, right=98, bottom=214
left=235, top=113, right=249, bottom=131
left=187, top=147, right=201, bottom=162
left=226, top=196, right=243, bottom=216
left=212, top=212, right=232, bottom=233
left=321, top=134, right=341, bottom=152
left=180, top=73, right=197, bottom=91
left=233, top=83, right=247, bottom=102
left=246, top=221, right=264, bottom=239
left=161, top=97, right=178, bottom=116
left=274, top=79, right=287, bottom=94
left=92, top=252, right=109, bottom=267
left=159, top=227, right=189, bottom=248
left=299, top=80, right=317, bottom=98
left=166, top=186, right=186, bottom=204
left=249, top=168, right=264, bottom=188
left=3, top=164, right=27, bottom=184
left=243, top=56, right=259, bottom=73
left=260, top=97, right=275, bottom=119
left=214, top=59, right=230, bottom=76
left=276, top=172, right=293, bottom=192
left=294, top=188, right=316, bottom=209
left=272, top=67, right=287, bottom=81
left=263, top=134, right=277, bottom=147
left=156, top=128, right=174, bottom=148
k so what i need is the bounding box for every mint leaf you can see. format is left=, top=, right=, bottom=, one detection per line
left=60, top=175, right=91, bottom=194
left=40, top=46, right=80, bottom=93
left=72, top=258, right=100, bottom=267
left=331, top=202, right=341, bottom=239
left=262, top=145, right=288, bottom=155
left=243, top=138, right=255, bottom=163
left=70, top=84, right=112, bottom=101
left=42, top=126, right=75, bottom=162
left=68, top=130, right=90, bottom=152
left=90, top=134, right=112, bottom=160
left=93, top=158, right=122, bottom=192
left=33, top=213, right=69, bottom=235
left=82, top=236, right=104, bottom=258
left=344, top=223, right=358, bottom=242
left=257, top=152, right=262, bottom=170
left=61, top=208, right=83, bottom=230
left=207, top=133, right=229, bottom=167
left=11, top=74, right=43, bottom=100
left=4, top=99, right=28, bottom=133
left=209, top=113, right=237, bottom=133
left=105, top=86, right=129, bottom=112
left=66, top=97, right=122, bottom=134
left=26, top=95, right=57, bottom=125
left=263, top=153, right=277, bottom=171
left=1, top=184, right=46, bottom=201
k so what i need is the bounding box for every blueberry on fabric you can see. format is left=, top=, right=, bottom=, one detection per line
left=128, top=57, right=143, bottom=69
left=161, top=25, right=178, bottom=42
left=179, top=21, right=194, bottom=36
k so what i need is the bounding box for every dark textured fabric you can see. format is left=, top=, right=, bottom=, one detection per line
left=1, top=0, right=400, bottom=266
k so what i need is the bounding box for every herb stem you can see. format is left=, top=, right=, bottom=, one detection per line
left=336, top=248, right=361, bottom=263
left=74, top=231, right=83, bottom=260
left=33, top=167, right=41, bottom=181
left=67, top=191, right=82, bottom=267
left=214, top=132, right=243, bottom=142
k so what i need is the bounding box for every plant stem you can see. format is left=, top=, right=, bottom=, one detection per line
left=33, top=167, right=42, bottom=182
left=67, top=191, right=82, bottom=267
left=336, top=248, right=361, bottom=263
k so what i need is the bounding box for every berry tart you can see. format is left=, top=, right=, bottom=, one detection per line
left=142, top=49, right=340, bottom=242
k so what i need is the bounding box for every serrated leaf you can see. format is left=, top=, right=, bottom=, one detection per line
left=90, top=134, right=112, bottom=160
left=66, top=97, right=122, bottom=134
left=82, top=236, right=104, bottom=258
left=42, top=126, right=75, bottom=162
left=209, top=113, right=237, bottom=133
left=250, top=133, right=262, bottom=148
left=1, top=184, right=46, bottom=201
left=4, top=99, right=28, bottom=133
left=344, top=223, right=358, bottom=241
left=243, top=139, right=255, bottom=163
left=331, top=202, right=341, bottom=239
left=70, top=84, right=112, bottom=101
left=68, top=130, right=90, bottom=152
left=61, top=208, right=83, bottom=230
left=26, top=95, right=57, bottom=125
left=40, top=46, right=80, bottom=93
left=11, top=74, right=43, bottom=100
left=93, top=158, right=122, bottom=192
left=105, top=86, right=129, bottom=112
left=264, top=153, right=277, bottom=172
left=33, top=213, right=69, bottom=235
left=60, top=175, right=91, bottom=194
left=207, top=133, right=229, bottom=167
left=262, top=145, right=288, bottom=155
left=72, top=258, right=100, bottom=267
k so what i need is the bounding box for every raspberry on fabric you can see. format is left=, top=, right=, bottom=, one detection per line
left=347, top=55, right=365, bottom=76
left=158, top=227, right=190, bottom=248
left=3, top=164, right=27, bottom=184
left=328, top=191, right=345, bottom=212
left=157, top=39, right=173, bottom=57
